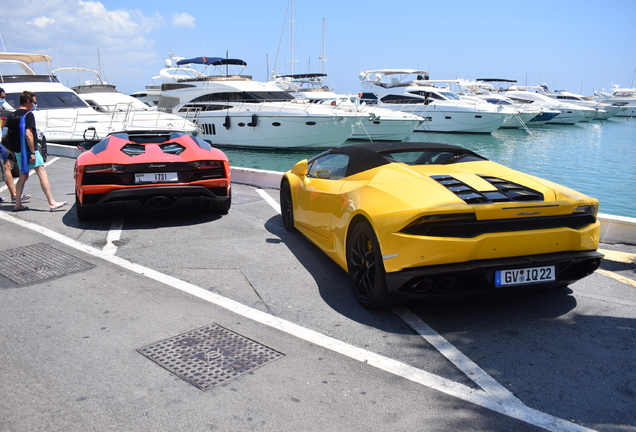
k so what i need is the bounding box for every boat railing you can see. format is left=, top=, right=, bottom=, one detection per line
left=36, top=108, right=121, bottom=141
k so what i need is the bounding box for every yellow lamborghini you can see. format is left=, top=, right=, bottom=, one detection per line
left=280, top=142, right=603, bottom=309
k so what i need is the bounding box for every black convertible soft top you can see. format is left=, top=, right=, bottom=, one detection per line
left=313, top=142, right=485, bottom=177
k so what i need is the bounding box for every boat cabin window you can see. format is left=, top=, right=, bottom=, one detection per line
left=5, top=91, right=89, bottom=110
left=485, top=98, right=512, bottom=105
left=359, top=93, right=378, bottom=104
left=178, top=104, right=233, bottom=112
left=439, top=91, right=461, bottom=100
left=408, top=91, right=445, bottom=101
left=379, top=94, right=423, bottom=104
left=190, top=91, right=294, bottom=104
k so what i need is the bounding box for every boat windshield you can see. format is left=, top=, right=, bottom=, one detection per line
left=438, top=91, right=461, bottom=100
left=5, top=91, right=89, bottom=110
left=485, top=98, right=513, bottom=105
left=190, top=91, right=295, bottom=103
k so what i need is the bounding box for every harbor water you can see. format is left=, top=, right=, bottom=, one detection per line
left=220, top=117, right=636, bottom=219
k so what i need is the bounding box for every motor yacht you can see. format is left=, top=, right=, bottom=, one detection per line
left=130, top=85, right=162, bottom=107
left=0, top=53, right=199, bottom=144
left=594, top=85, right=636, bottom=117
left=154, top=56, right=362, bottom=149
left=538, top=84, right=622, bottom=120
left=502, top=89, right=595, bottom=124
left=272, top=73, right=423, bottom=141
left=358, top=69, right=515, bottom=133
left=54, top=67, right=199, bottom=134
left=455, top=79, right=559, bottom=127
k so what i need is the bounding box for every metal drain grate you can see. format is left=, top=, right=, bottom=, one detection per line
left=0, top=243, right=95, bottom=285
left=138, top=324, right=284, bottom=390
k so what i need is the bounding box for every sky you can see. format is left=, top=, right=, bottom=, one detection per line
left=1, top=0, right=635, bottom=96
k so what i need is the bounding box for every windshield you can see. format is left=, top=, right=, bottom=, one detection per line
left=5, top=91, right=89, bottom=109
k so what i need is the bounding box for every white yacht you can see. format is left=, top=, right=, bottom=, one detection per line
left=0, top=53, right=198, bottom=143
left=538, top=84, right=622, bottom=120
left=54, top=67, right=199, bottom=134
left=272, top=73, right=423, bottom=141
left=497, top=85, right=595, bottom=125
left=594, top=85, right=636, bottom=117
left=154, top=56, right=362, bottom=149
left=456, top=79, right=560, bottom=126
left=358, top=69, right=515, bottom=133
left=130, top=85, right=162, bottom=107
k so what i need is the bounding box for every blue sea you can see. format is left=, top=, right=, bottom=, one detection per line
left=221, top=117, right=636, bottom=219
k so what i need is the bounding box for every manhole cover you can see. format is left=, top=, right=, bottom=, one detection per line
left=138, top=324, right=284, bottom=390
left=0, top=243, right=95, bottom=285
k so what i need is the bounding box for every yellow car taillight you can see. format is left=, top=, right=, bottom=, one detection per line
left=574, top=205, right=598, bottom=217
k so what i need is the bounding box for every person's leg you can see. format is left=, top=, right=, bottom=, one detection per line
left=33, top=164, right=66, bottom=210
left=13, top=173, right=29, bottom=211
left=4, top=159, right=17, bottom=198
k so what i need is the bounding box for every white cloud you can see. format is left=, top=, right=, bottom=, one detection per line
left=171, top=12, right=195, bottom=28
left=0, top=0, right=165, bottom=90
left=28, top=16, right=56, bottom=28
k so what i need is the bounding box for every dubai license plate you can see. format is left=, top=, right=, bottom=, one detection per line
left=135, top=172, right=178, bottom=183
left=495, top=266, right=555, bottom=287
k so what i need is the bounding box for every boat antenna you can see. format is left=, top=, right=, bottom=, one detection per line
left=319, top=17, right=327, bottom=75
left=0, top=32, right=6, bottom=52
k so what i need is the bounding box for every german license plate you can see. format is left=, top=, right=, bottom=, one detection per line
left=495, top=266, right=555, bottom=287
left=135, top=172, right=178, bottom=183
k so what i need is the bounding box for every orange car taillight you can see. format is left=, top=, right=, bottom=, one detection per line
left=187, top=160, right=224, bottom=169
left=84, top=164, right=127, bottom=174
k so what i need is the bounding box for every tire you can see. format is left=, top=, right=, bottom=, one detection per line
left=280, top=178, right=296, bottom=231
left=208, top=189, right=231, bottom=214
left=36, top=133, right=47, bottom=162
left=75, top=194, right=96, bottom=221
left=347, top=221, right=395, bottom=309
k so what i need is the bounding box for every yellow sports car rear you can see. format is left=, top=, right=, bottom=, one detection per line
left=280, top=142, right=602, bottom=309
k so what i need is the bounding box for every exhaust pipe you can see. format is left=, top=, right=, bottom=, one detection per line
left=435, top=277, right=455, bottom=293
left=412, top=279, right=433, bottom=293
left=587, top=259, right=601, bottom=275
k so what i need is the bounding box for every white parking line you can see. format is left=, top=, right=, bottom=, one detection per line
left=595, top=269, right=636, bottom=289
left=0, top=210, right=598, bottom=432
left=103, top=216, right=124, bottom=255
left=256, top=188, right=280, bottom=213
left=394, top=307, right=523, bottom=405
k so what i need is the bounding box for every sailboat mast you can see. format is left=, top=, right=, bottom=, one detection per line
left=290, top=0, right=295, bottom=76
left=320, top=18, right=325, bottom=75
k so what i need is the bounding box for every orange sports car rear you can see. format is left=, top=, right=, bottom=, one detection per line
left=74, top=131, right=231, bottom=220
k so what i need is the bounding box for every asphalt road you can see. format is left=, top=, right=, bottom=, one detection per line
left=0, top=156, right=634, bottom=432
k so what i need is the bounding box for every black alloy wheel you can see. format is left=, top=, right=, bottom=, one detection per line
left=347, top=221, right=394, bottom=309
left=280, top=178, right=296, bottom=231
